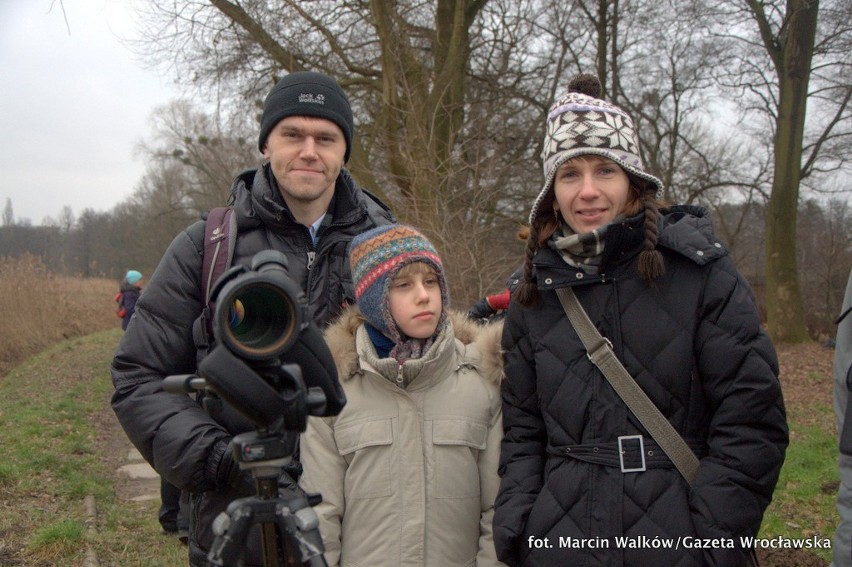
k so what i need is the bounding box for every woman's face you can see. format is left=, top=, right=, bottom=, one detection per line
left=553, top=156, right=631, bottom=233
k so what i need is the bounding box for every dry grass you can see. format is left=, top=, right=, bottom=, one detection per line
left=0, top=255, right=117, bottom=376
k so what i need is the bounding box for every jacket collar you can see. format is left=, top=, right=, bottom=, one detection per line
left=229, top=164, right=370, bottom=231
left=656, top=205, right=727, bottom=266
left=356, top=320, right=456, bottom=390
left=323, top=306, right=504, bottom=387
left=533, top=206, right=727, bottom=289
left=533, top=212, right=645, bottom=287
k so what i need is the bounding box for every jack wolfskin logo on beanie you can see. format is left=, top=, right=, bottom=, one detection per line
left=299, top=93, right=325, bottom=104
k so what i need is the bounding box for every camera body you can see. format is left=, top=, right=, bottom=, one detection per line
left=192, top=250, right=344, bottom=433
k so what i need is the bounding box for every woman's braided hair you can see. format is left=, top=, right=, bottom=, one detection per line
left=637, top=192, right=665, bottom=281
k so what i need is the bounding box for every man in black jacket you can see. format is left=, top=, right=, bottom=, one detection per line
left=110, top=71, right=395, bottom=566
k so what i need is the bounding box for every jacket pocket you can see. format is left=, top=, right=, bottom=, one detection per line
left=432, top=418, right=487, bottom=498
left=335, top=418, right=394, bottom=499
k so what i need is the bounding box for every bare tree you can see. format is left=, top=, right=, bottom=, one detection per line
left=136, top=100, right=262, bottom=215
left=125, top=0, right=850, bottom=320
left=2, top=198, right=14, bottom=227
left=750, top=0, right=818, bottom=343
left=128, top=0, right=569, bottom=303
left=797, top=197, right=852, bottom=338
left=707, top=0, right=852, bottom=342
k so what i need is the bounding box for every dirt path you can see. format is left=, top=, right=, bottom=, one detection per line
left=94, top=391, right=162, bottom=503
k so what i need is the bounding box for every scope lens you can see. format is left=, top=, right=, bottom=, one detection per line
left=224, top=283, right=294, bottom=358
left=228, top=299, right=246, bottom=328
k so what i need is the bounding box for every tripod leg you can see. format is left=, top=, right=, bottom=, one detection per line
left=276, top=502, right=328, bottom=567
left=260, top=521, right=284, bottom=567
left=207, top=505, right=255, bottom=567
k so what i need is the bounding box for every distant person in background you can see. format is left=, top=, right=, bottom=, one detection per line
left=118, top=270, right=143, bottom=331
left=832, top=268, right=852, bottom=567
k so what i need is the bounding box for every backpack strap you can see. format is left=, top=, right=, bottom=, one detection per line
left=200, top=207, right=237, bottom=339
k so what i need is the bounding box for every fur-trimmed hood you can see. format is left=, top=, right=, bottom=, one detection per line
left=323, top=305, right=504, bottom=385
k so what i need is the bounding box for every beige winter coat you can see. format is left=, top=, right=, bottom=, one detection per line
left=299, top=308, right=506, bottom=567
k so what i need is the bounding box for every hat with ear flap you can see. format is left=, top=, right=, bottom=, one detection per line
left=529, top=74, right=664, bottom=224
left=348, top=225, right=449, bottom=342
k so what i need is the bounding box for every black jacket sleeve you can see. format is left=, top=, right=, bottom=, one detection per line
left=690, top=257, right=788, bottom=565
left=493, top=301, right=547, bottom=566
left=110, top=225, right=231, bottom=492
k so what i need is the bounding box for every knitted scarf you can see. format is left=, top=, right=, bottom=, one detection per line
left=550, top=223, right=611, bottom=274
left=390, top=331, right=439, bottom=365
left=367, top=319, right=443, bottom=366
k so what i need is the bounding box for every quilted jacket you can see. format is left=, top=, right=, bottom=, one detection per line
left=832, top=268, right=852, bottom=566
left=111, top=163, right=395, bottom=566
left=493, top=206, right=788, bottom=567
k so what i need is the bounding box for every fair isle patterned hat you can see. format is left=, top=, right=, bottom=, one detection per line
left=529, top=74, right=664, bottom=224
left=349, top=225, right=449, bottom=340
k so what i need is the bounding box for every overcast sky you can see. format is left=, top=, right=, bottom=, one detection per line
left=0, top=1, right=182, bottom=225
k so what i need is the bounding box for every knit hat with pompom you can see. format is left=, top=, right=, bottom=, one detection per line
left=529, top=74, right=664, bottom=224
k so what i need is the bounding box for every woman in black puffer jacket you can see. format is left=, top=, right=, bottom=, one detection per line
left=492, top=74, right=788, bottom=567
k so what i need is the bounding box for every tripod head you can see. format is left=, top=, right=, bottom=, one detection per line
left=165, top=357, right=331, bottom=567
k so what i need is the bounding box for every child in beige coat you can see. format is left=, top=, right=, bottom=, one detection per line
left=299, top=224, right=505, bottom=566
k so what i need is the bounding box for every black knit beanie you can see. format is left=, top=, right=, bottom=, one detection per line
left=258, top=71, right=354, bottom=162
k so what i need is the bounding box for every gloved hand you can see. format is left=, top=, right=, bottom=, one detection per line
left=468, top=298, right=497, bottom=323
left=214, top=439, right=254, bottom=494
left=468, top=289, right=511, bottom=323
left=488, top=289, right=511, bottom=311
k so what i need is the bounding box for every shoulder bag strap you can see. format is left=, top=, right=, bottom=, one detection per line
left=555, top=286, right=700, bottom=485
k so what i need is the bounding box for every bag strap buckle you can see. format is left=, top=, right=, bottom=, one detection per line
left=618, top=435, right=646, bottom=473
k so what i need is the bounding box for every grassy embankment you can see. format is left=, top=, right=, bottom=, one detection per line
left=0, top=256, right=184, bottom=565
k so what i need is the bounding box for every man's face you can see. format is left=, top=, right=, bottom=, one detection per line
left=262, top=115, right=347, bottom=208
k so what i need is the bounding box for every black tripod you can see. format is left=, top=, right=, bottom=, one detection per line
left=165, top=357, right=332, bottom=567
left=206, top=430, right=327, bottom=567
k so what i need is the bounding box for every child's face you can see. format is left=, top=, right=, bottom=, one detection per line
left=388, top=263, right=442, bottom=339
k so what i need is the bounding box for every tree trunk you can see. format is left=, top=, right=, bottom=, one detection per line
left=750, top=0, right=819, bottom=343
